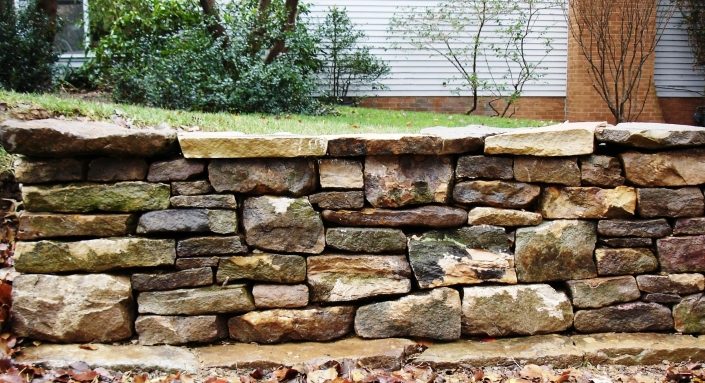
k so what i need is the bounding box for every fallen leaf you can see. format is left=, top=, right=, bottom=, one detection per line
left=79, top=344, right=98, bottom=351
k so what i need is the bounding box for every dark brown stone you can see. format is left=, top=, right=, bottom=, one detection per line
left=636, top=274, right=704, bottom=295
left=453, top=181, right=541, bottom=208
left=147, top=158, right=206, bottom=182
left=175, top=257, right=219, bottom=270
left=322, top=206, right=468, bottom=228
left=580, top=155, right=624, bottom=187
left=597, top=219, right=672, bottom=238
left=657, top=236, right=705, bottom=272
left=327, top=134, right=488, bottom=156
left=513, top=157, right=581, bottom=186
left=177, top=236, right=248, bottom=257
left=573, top=302, right=673, bottom=333
left=208, top=159, right=316, bottom=196
left=14, top=157, right=84, bottom=184
left=598, top=237, right=653, bottom=248
left=87, top=158, right=148, bottom=182
left=456, top=155, right=513, bottom=180
left=308, top=191, right=364, bottom=210
left=169, top=195, right=237, bottom=209
left=643, top=293, right=683, bottom=304
left=171, top=181, right=213, bottom=196
left=637, top=188, right=705, bottom=218
left=595, top=248, right=658, bottom=276
left=131, top=268, right=213, bottom=291
left=674, top=217, right=705, bottom=235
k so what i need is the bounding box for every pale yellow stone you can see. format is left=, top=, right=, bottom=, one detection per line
left=178, top=132, right=327, bottom=158
left=539, top=186, right=637, bottom=219
left=467, top=207, right=542, bottom=226
left=319, top=159, right=364, bottom=189
left=484, top=122, right=600, bottom=156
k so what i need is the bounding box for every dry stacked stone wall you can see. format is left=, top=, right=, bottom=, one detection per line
left=2, top=119, right=705, bottom=345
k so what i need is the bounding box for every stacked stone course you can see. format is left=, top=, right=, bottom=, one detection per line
left=2, top=119, right=705, bottom=346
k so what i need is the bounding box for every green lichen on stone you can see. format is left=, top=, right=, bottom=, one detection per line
left=22, top=182, right=170, bottom=212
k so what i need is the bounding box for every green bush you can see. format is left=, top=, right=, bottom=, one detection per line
left=0, top=0, right=59, bottom=92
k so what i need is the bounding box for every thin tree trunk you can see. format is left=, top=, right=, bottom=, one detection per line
left=247, top=0, right=271, bottom=57
left=265, top=0, right=298, bottom=64
left=199, top=0, right=228, bottom=46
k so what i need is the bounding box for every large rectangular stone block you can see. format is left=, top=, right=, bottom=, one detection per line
left=18, top=212, right=136, bottom=240
left=137, top=285, right=254, bottom=315
left=22, top=182, right=170, bottom=212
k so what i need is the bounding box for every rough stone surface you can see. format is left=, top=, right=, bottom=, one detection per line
left=408, top=226, right=515, bottom=288
left=573, top=302, right=673, bottom=333
left=17, top=212, right=136, bottom=240
left=325, top=228, right=407, bottom=253
left=22, top=182, right=170, bottom=212
left=178, top=133, right=327, bottom=158
left=622, top=149, right=705, bottom=186
left=595, top=248, right=658, bottom=275
left=87, top=158, right=148, bottom=182
left=598, top=237, right=653, bottom=248
left=596, top=123, right=705, bottom=148
left=645, top=293, right=683, bottom=303
left=309, top=191, right=364, bottom=210
left=539, top=186, right=637, bottom=219
left=137, top=209, right=237, bottom=234
left=138, top=285, right=254, bottom=315
left=217, top=254, right=306, bottom=283
left=657, top=235, right=705, bottom=272
left=12, top=274, right=133, bottom=343
left=326, top=132, right=490, bottom=156
left=253, top=284, right=309, bottom=309
left=453, top=181, right=541, bottom=208
left=355, top=288, right=461, bottom=340
left=322, top=206, right=468, bottom=228
left=318, top=159, right=363, bottom=189
left=574, top=332, right=705, bottom=366
left=566, top=276, right=641, bottom=309
left=673, top=294, right=705, bottom=333
left=515, top=220, right=597, bottom=282
left=597, top=219, right=672, bottom=238
left=0, top=118, right=177, bottom=157
left=243, top=196, right=325, bottom=254
left=365, top=155, right=453, bottom=208
left=131, top=268, right=213, bottom=291
left=674, top=217, right=705, bottom=235
left=14, top=238, right=175, bottom=273
left=136, top=316, right=226, bottom=345
left=636, top=274, right=705, bottom=294
left=208, top=159, right=316, bottom=196
left=177, top=236, right=248, bottom=257
left=175, top=257, right=220, bottom=270
left=171, top=181, right=213, bottom=196
left=637, top=187, right=705, bottom=218
left=456, top=155, right=513, bottom=180
left=169, top=195, right=237, bottom=209
left=461, top=284, right=573, bottom=337
left=228, top=306, right=355, bottom=344
left=513, top=157, right=581, bottom=186
left=307, top=255, right=412, bottom=302
left=147, top=158, right=205, bottom=182
left=466, top=207, right=542, bottom=226
left=580, top=155, right=625, bottom=187
left=484, top=123, right=596, bottom=156
left=14, top=157, right=84, bottom=184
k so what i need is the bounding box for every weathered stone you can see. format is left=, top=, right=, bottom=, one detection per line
left=484, top=122, right=596, bottom=156
left=87, top=158, right=147, bottom=182
left=657, top=236, right=705, bottom=272
left=309, top=191, right=364, bottom=210
left=208, top=158, right=316, bottom=196
left=169, top=195, right=237, bottom=209
left=597, top=219, right=672, bottom=238
left=644, top=293, right=683, bottom=304
left=175, top=257, right=220, bottom=270
left=243, top=196, right=325, bottom=254
left=408, top=226, right=515, bottom=288
left=365, top=155, right=453, bottom=208
left=573, top=302, right=673, bottom=333
left=595, top=248, right=658, bottom=275
left=673, top=294, right=705, bottom=333
left=596, top=123, right=705, bottom=148
left=326, top=132, right=491, bottom=156
left=325, top=228, right=407, bottom=253
left=171, top=180, right=213, bottom=196
left=355, top=288, right=461, bottom=340
left=307, top=255, right=412, bottom=302
left=515, top=220, right=597, bottom=282
left=137, top=209, right=237, bottom=234
left=147, top=158, right=206, bottom=182
left=574, top=333, right=705, bottom=365
left=637, top=187, right=705, bottom=217
left=598, top=237, right=653, bottom=248
left=456, top=155, right=513, bottom=180
left=636, top=274, right=705, bottom=294
left=513, top=157, right=581, bottom=186
left=319, top=159, right=363, bottom=189
left=580, top=155, right=625, bottom=187
left=539, top=186, right=637, bottom=219
left=228, top=306, right=354, bottom=343
left=136, top=315, right=226, bottom=345
left=467, top=207, right=542, bottom=226
left=453, top=181, right=541, bottom=208
left=12, top=274, right=133, bottom=343
left=14, top=238, right=175, bottom=273
left=178, top=133, right=328, bottom=158
left=131, top=268, right=213, bottom=291
left=461, top=284, right=573, bottom=337
left=138, top=285, right=254, bottom=315
left=674, top=217, right=705, bottom=235
left=22, top=182, right=170, bottom=212
left=0, top=118, right=177, bottom=157
left=253, top=284, right=309, bottom=309
left=14, top=157, right=83, bottom=184
left=566, top=276, right=641, bottom=309
left=622, top=149, right=705, bottom=186
left=322, top=206, right=468, bottom=228
left=216, top=254, right=306, bottom=283
left=177, top=236, right=248, bottom=257
left=17, top=212, right=136, bottom=240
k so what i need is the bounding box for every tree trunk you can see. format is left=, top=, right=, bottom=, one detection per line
left=265, top=0, right=298, bottom=64
left=246, top=0, right=271, bottom=57
left=199, top=0, right=228, bottom=46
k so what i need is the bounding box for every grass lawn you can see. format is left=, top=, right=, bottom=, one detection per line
left=0, top=90, right=549, bottom=135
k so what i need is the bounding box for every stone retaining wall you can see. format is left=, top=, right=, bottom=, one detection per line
left=2, top=119, right=705, bottom=346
